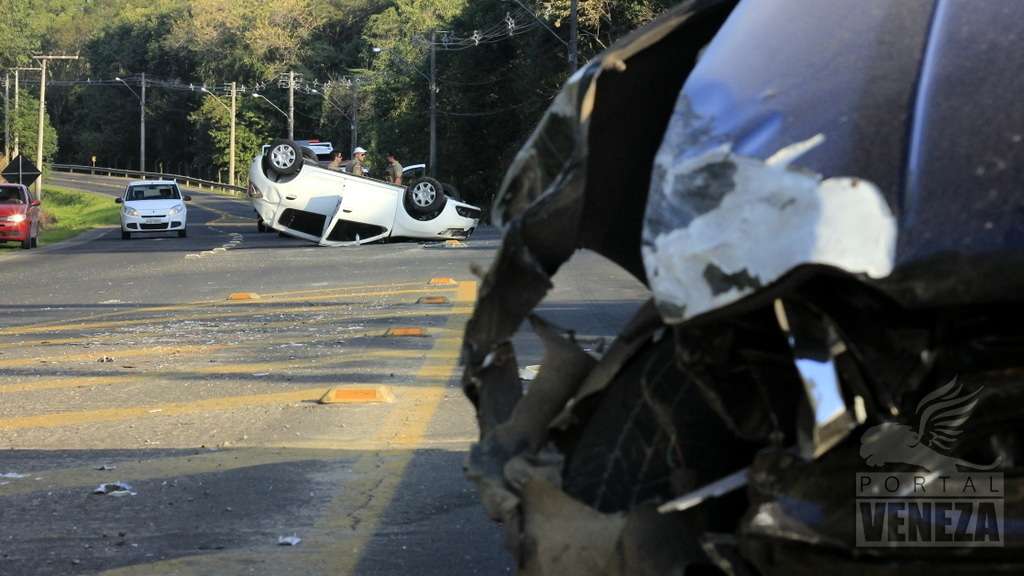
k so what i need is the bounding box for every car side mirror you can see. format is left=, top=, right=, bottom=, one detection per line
left=184, top=195, right=192, bottom=202
left=115, top=198, right=123, bottom=204
left=30, top=200, right=40, bottom=207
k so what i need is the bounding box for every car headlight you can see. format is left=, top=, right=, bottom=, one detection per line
left=3, top=214, right=26, bottom=223
left=168, top=205, right=184, bottom=216
left=124, top=207, right=140, bottom=217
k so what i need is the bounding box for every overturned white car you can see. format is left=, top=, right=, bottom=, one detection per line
left=248, top=140, right=481, bottom=246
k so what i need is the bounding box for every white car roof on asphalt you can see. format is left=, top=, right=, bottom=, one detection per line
left=128, top=180, right=178, bottom=186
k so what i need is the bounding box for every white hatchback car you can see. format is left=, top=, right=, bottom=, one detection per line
left=116, top=180, right=192, bottom=240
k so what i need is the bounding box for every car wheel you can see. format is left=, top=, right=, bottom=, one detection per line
left=178, top=229, right=187, bottom=238
left=20, top=236, right=31, bottom=249
left=404, top=177, right=447, bottom=219
left=122, top=231, right=131, bottom=240
left=265, top=139, right=302, bottom=177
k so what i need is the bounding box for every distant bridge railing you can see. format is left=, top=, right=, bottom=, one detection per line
left=50, top=164, right=247, bottom=195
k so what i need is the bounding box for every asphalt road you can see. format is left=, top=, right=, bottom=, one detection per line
left=0, top=172, right=650, bottom=575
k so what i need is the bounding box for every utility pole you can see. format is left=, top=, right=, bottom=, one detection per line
left=429, top=30, right=438, bottom=177
left=10, top=67, right=41, bottom=158
left=569, top=0, right=579, bottom=72
left=3, top=74, right=8, bottom=161
left=140, top=72, right=146, bottom=172
left=12, top=70, right=18, bottom=157
left=288, top=70, right=295, bottom=141
left=32, top=55, right=78, bottom=197
left=229, top=81, right=236, bottom=187
left=351, top=79, right=359, bottom=152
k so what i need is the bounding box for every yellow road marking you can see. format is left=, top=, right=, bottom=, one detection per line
left=416, top=296, right=450, bottom=304
left=383, top=327, right=428, bottom=337
left=0, top=281, right=441, bottom=336
left=92, top=281, right=478, bottom=575
left=0, top=387, right=327, bottom=431
left=312, top=280, right=476, bottom=573
left=0, top=344, right=220, bottom=369
left=227, top=292, right=260, bottom=301
left=0, top=448, right=337, bottom=499
left=319, top=385, right=395, bottom=404
left=0, top=296, right=468, bottom=338
left=0, top=375, right=134, bottom=394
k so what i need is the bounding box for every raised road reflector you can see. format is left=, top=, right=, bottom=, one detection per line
left=227, top=292, right=261, bottom=301
left=428, top=277, right=458, bottom=286
left=417, top=296, right=450, bottom=305
left=319, top=386, right=395, bottom=404
left=385, top=327, right=428, bottom=337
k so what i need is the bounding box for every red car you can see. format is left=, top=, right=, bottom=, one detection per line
left=0, top=184, right=40, bottom=249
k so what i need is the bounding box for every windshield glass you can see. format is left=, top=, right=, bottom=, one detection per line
left=126, top=184, right=181, bottom=201
left=0, top=187, right=26, bottom=204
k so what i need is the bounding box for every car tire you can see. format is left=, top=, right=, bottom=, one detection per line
left=404, top=177, right=447, bottom=219
left=265, top=139, right=303, bottom=177
left=122, top=231, right=131, bottom=240
left=20, top=236, right=31, bottom=249
left=178, top=229, right=187, bottom=238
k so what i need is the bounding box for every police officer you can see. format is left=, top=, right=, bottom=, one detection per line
left=348, top=147, right=368, bottom=177
left=385, top=152, right=403, bottom=185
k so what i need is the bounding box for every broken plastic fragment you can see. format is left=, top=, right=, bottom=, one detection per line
left=94, top=482, right=137, bottom=497
left=518, top=365, right=541, bottom=381
left=277, top=535, right=301, bottom=546
left=0, top=472, right=27, bottom=479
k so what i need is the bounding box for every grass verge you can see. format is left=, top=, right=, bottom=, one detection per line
left=0, top=185, right=119, bottom=250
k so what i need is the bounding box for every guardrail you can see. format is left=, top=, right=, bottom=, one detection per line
left=50, top=164, right=247, bottom=195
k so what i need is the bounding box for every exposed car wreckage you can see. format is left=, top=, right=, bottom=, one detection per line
left=248, top=140, right=480, bottom=246
left=462, top=0, right=1024, bottom=574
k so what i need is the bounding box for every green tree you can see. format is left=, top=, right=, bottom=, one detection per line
left=10, top=90, right=58, bottom=164
left=189, top=95, right=273, bottom=184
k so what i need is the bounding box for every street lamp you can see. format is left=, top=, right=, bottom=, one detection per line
left=114, top=74, right=146, bottom=172
left=252, top=92, right=291, bottom=139
left=201, top=85, right=237, bottom=187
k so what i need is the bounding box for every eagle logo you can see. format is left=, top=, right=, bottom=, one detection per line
left=860, top=377, right=1000, bottom=473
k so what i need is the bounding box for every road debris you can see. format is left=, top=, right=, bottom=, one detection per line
left=94, top=465, right=117, bottom=471
left=277, top=534, right=302, bottom=546
left=93, top=482, right=137, bottom=497
left=518, top=365, right=541, bottom=381
left=97, top=356, right=114, bottom=363
left=1, top=472, right=27, bottom=479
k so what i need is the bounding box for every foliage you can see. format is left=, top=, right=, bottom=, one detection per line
left=37, top=185, right=121, bottom=245
left=9, top=90, right=58, bottom=163
left=3, top=0, right=673, bottom=204
left=189, top=95, right=273, bottom=184
left=0, top=185, right=118, bottom=250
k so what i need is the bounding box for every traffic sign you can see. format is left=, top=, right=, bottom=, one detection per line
left=1, top=155, right=41, bottom=188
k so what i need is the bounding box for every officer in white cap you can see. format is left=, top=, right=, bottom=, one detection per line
left=348, top=147, right=368, bottom=177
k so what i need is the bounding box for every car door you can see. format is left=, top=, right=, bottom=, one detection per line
left=319, top=174, right=400, bottom=245
left=25, top=186, right=39, bottom=236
